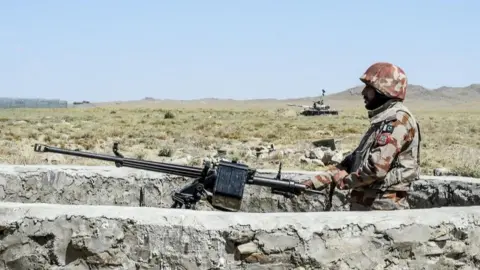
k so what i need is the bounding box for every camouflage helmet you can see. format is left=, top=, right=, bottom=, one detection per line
left=359, top=62, right=408, bottom=100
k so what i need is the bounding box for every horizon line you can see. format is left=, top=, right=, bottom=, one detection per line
left=2, top=82, right=480, bottom=103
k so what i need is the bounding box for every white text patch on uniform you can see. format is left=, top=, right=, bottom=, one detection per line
left=382, top=123, right=394, bottom=133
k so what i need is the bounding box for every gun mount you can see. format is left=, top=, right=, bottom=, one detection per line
left=33, top=143, right=324, bottom=212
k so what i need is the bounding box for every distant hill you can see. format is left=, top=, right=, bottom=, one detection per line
left=67, top=83, right=480, bottom=110
left=328, top=84, right=480, bottom=102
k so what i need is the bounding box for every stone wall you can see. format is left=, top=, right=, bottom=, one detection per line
left=0, top=202, right=479, bottom=269
left=0, top=165, right=480, bottom=269
left=0, top=165, right=479, bottom=212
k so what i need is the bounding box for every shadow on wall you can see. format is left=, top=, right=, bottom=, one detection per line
left=1, top=165, right=480, bottom=213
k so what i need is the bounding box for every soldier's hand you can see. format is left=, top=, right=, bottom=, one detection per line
left=301, top=174, right=332, bottom=191
left=332, top=169, right=348, bottom=182
left=301, top=179, right=329, bottom=191
left=301, top=179, right=314, bottom=189
left=332, top=169, right=350, bottom=190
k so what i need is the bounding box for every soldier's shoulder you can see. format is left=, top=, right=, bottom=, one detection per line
left=395, top=107, right=417, bottom=126
left=389, top=110, right=415, bottom=129
left=378, top=110, right=415, bottom=144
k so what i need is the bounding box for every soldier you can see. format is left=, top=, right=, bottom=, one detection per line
left=302, top=62, right=422, bottom=211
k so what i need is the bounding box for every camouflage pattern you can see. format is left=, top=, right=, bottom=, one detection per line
left=343, top=100, right=421, bottom=191
left=359, top=62, right=408, bottom=101
left=309, top=166, right=347, bottom=190
left=307, top=99, right=421, bottom=211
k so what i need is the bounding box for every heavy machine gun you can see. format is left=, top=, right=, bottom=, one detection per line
left=33, top=143, right=324, bottom=212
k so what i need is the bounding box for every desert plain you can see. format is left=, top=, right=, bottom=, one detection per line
left=0, top=84, right=480, bottom=270
left=1, top=83, right=479, bottom=178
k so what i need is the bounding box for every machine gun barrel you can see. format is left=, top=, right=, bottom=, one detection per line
left=249, top=176, right=304, bottom=190
left=33, top=143, right=324, bottom=211
left=249, top=175, right=324, bottom=196
left=33, top=143, right=204, bottom=178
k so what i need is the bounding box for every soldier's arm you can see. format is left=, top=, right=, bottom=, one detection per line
left=342, top=111, right=415, bottom=189
left=308, top=165, right=350, bottom=190
left=308, top=150, right=356, bottom=189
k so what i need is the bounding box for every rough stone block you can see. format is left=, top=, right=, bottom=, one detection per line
left=0, top=165, right=479, bottom=212
left=0, top=202, right=479, bottom=269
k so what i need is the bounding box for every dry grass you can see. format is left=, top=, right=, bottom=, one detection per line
left=1, top=99, right=479, bottom=177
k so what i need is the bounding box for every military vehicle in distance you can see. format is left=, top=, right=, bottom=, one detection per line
left=287, top=89, right=339, bottom=116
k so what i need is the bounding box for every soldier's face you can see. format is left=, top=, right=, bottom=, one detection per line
left=361, top=85, right=376, bottom=105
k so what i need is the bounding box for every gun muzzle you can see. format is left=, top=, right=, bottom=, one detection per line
left=33, top=144, right=49, bottom=152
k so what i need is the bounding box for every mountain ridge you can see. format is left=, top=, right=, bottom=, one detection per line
left=134, top=83, right=480, bottom=102
left=327, top=83, right=480, bottom=101
left=66, top=83, right=480, bottom=108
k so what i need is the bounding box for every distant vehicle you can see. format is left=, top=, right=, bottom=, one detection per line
left=287, top=89, right=339, bottom=116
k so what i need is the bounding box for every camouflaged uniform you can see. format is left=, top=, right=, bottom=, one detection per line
left=308, top=62, right=422, bottom=211
left=341, top=100, right=421, bottom=210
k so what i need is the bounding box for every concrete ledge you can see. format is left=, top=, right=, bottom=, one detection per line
left=0, top=202, right=479, bottom=269
left=1, top=165, right=479, bottom=212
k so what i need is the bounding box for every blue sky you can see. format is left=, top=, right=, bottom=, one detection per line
left=1, top=1, right=479, bottom=102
